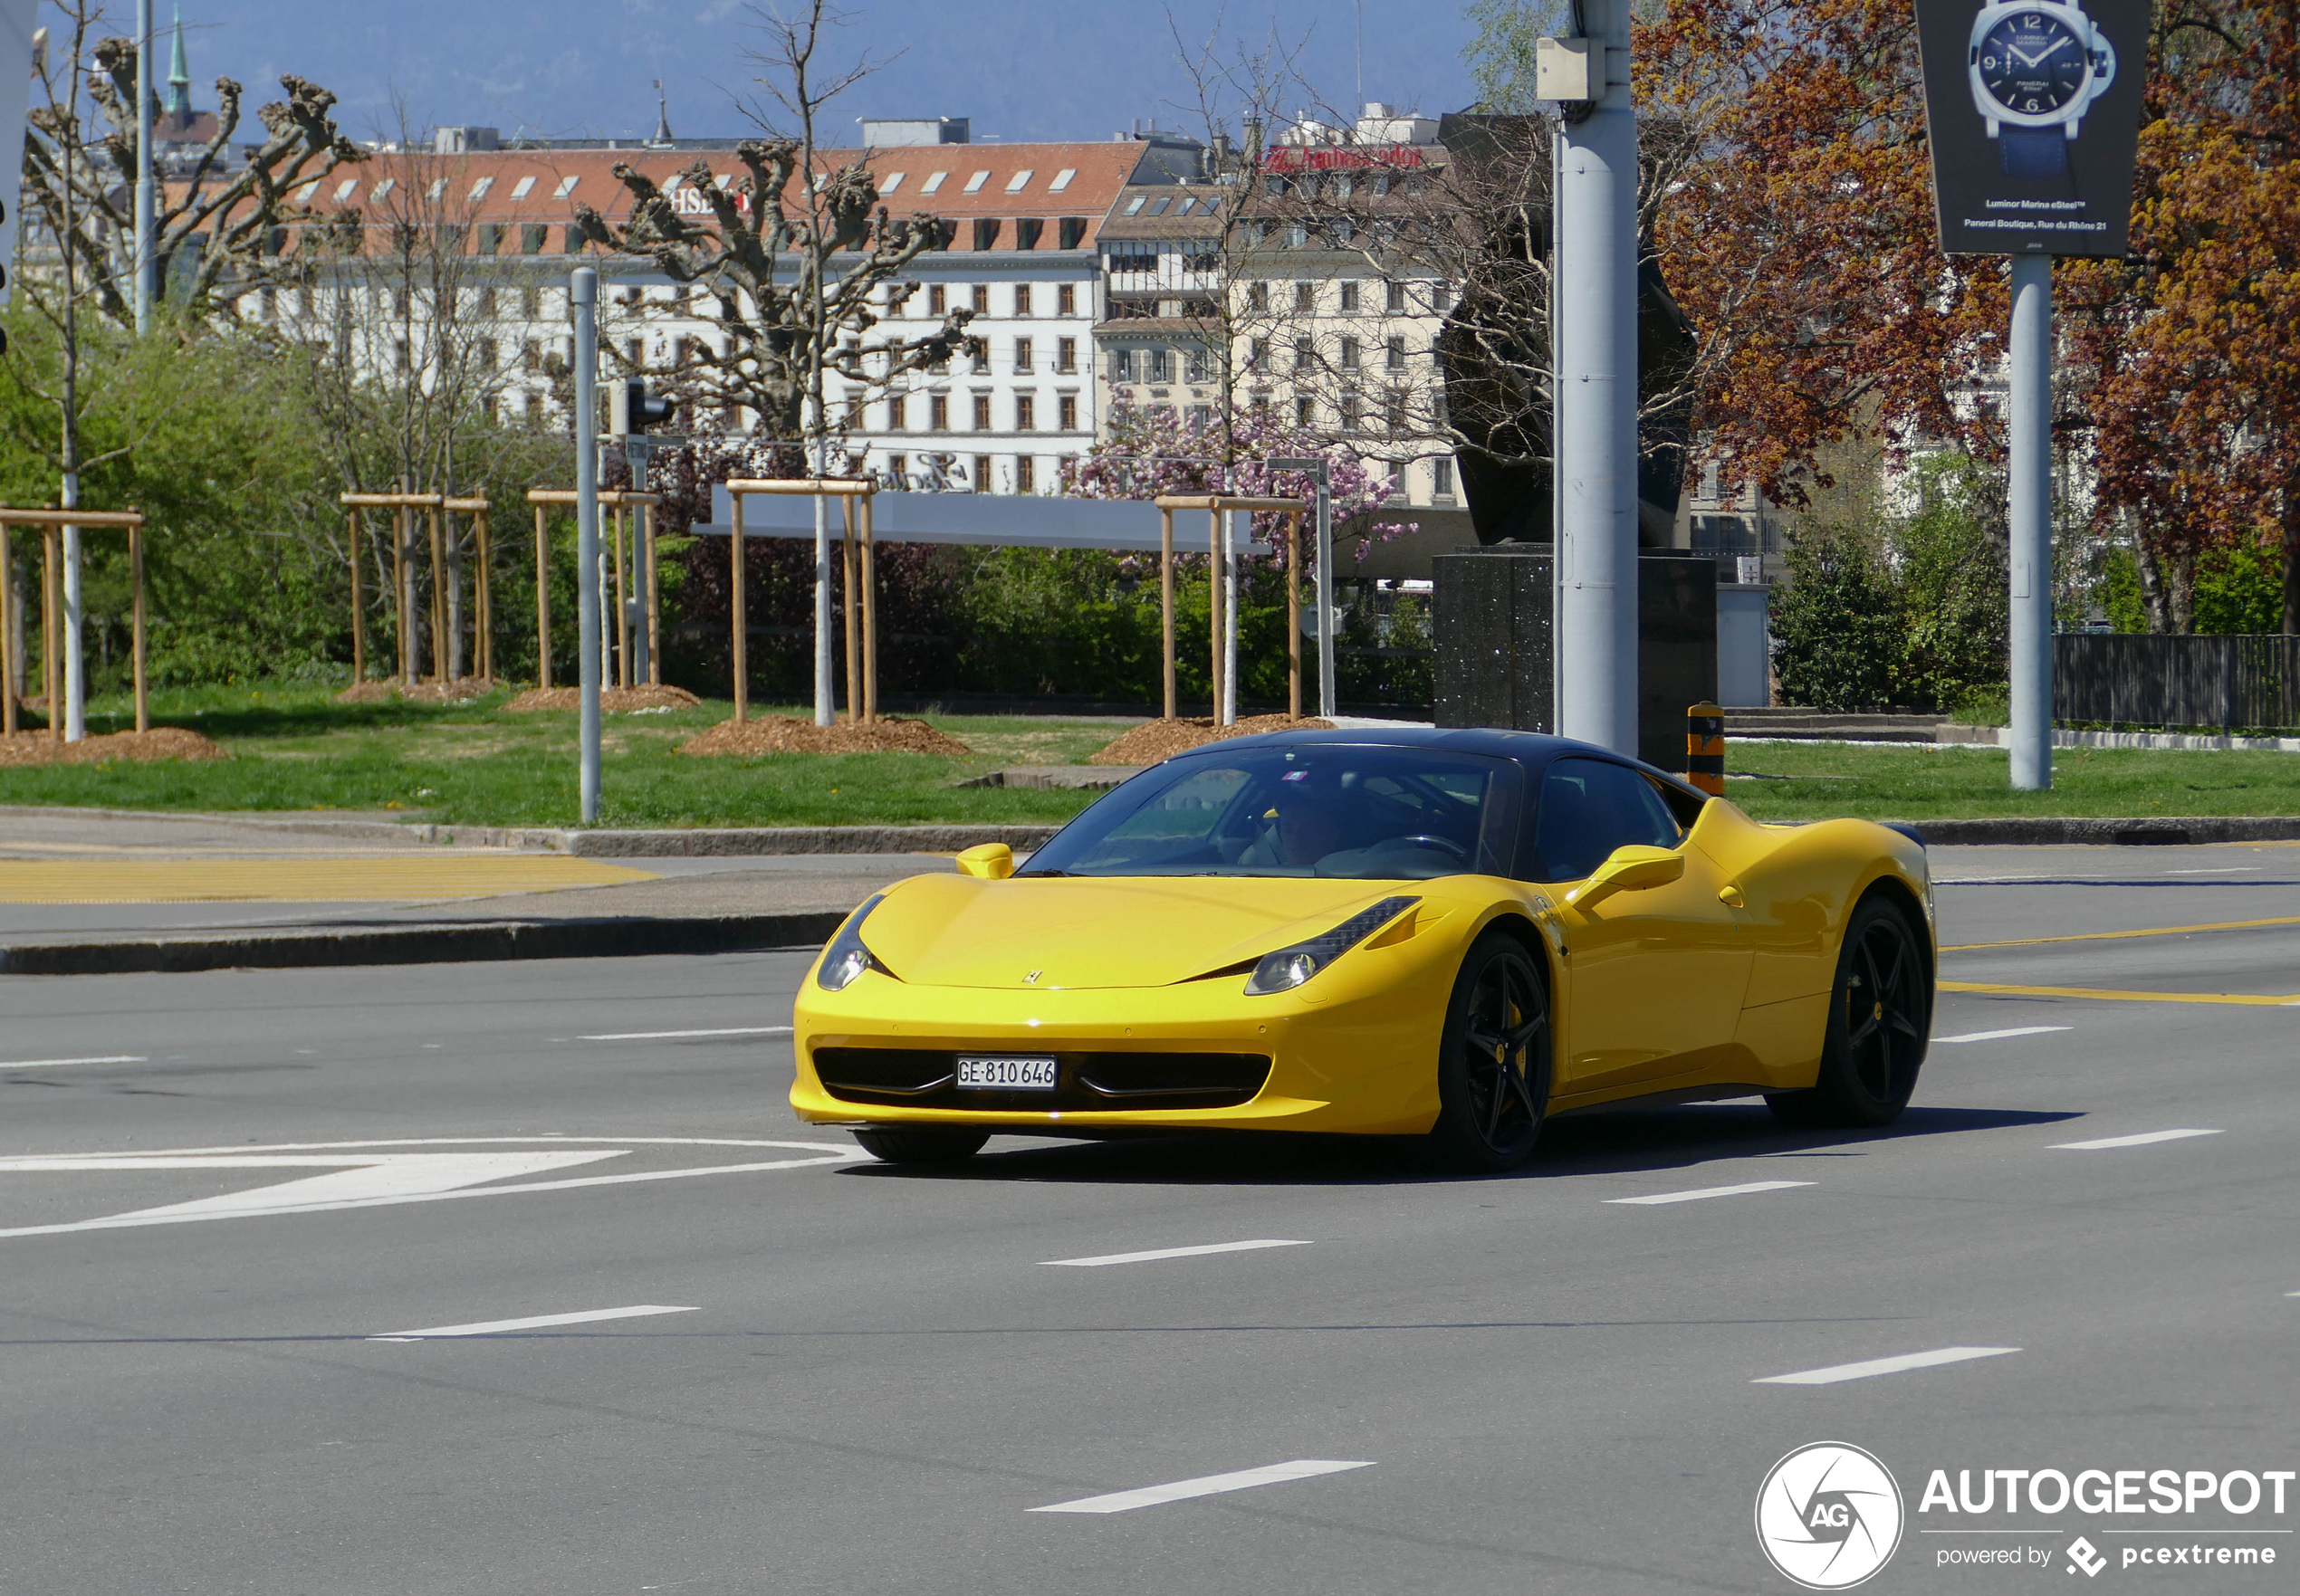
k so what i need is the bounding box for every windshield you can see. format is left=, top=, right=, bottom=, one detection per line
left=1021, top=745, right=1523, bottom=879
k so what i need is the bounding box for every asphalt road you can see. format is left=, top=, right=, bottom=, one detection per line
left=2, top=842, right=2295, bottom=1594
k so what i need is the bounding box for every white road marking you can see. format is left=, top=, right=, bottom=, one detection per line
left=1605, top=1180, right=1814, bottom=1206
left=2051, top=1128, right=2223, bottom=1151
left=576, top=1026, right=794, bottom=1041
left=1030, top=1458, right=1374, bottom=1514
left=1040, top=1238, right=1313, bottom=1267
left=1755, top=1346, right=2022, bottom=1385
left=1933, top=1026, right=2070, bottom=1045
left=0, top=1136, right=866, bottom=1238
left=2164, top=866, right=2257, bottom=874
left=0, top=1056, right=147, bottom=1070
left=369, top=1304, right=697, bottom=1341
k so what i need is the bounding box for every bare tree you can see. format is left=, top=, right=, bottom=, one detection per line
left=572, top=1, right=979, bottom=457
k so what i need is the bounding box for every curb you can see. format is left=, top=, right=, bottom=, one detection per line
left=1898, top=816, right=2300, bottom=846
left=0, top=911, right=849, bottom=978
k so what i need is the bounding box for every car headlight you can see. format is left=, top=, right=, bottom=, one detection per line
left=1244, top=895, right=1418, bottom=996
left=817, top=894, right=891, bottom=991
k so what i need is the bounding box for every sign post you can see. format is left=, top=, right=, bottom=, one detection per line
left=1915, top=0, right=2148, bottom=790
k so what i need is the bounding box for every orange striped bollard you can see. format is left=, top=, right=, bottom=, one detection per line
left=1687, top=702, right=1725, bottom=797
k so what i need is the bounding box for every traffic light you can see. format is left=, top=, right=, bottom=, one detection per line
left=611, top=377, right=676, bottom=435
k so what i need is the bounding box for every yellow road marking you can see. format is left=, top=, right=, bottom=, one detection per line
left=1942, top=914, right=2300, bottom=952
left=0, top=856, right=656, bottom=903
left=1941, top=980, right=2300, bottom=1008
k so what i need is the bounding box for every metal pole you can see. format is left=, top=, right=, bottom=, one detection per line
left=134, top=0, right=154, bottom=333
left=1315, top=473, right=1333, bottom=719
left=61, top=473, right=82, bottom=741
left=2008, top=252, right=2055, bottom=791
left=571, top=267, right=601, bottom=823
left=1160, top=506, right=1176, bottom=719
left=1554, top=0, right=1639, bottom=755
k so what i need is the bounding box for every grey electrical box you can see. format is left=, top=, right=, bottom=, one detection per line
left=1536, top=37, right=1593, bottom=102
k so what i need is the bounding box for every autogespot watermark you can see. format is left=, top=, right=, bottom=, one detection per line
left=1757, top=1447, right=2294, bottom=1586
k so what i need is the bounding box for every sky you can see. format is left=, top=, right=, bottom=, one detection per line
left=159, top=2, right=1482, bottom=148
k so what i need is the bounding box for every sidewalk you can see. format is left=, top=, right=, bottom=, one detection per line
left=0, top=807, right=944, bottom=975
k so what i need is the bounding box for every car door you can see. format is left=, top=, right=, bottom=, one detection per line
left=1524, top=758, right=1754, bottom=1093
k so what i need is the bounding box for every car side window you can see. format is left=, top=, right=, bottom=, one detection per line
left=1524, top=758, right=1684, bottom=883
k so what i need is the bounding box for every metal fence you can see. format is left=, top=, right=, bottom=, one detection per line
left=2055, top=634, right=2300, bottom=731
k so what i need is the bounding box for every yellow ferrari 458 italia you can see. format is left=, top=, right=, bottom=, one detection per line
left=792, top=728, right=1934, bottom=1171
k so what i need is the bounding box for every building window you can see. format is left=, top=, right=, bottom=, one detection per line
left=1185, top=349, right=1208, bottom=383
left=522, top=223, right=548, bottom=255
left=1016, top=455, right=1036, bottom=493
left=1016, top=394, right=1036, bottom=431
left=1386, top=280, right=1407, bottom=313
left=1056, top=336, right=1077, bottom=372
left=969, top=343, right=989, bottom=375
left=1248, top=282, right=1269, bottom=312
left=562, top=223, right=584, bottom=253
left=1385, top=336, right=1406, bottom=372
left=1059, top=394, right=1078, bottom=431
left=1385, top=390, right=1406, bottom=435
left=1187, top=405, right=1212, bottom=432
left=886, top=453, right=907, bottom=486
left=1433, top=457, right=1454, bottom=499
left=478, top=338, right=498, bottom=370
left=1339, top=281, right=1361, bottom=313
left=478, top=223, right=503, bottom=256
left=973, top=393, right=992, bottom=430
left=522, top=338, right=541, bottom=373
left=394, top=337, right=409, bottom=372
left=887, top=394, right=907, bottom=432
left=1293, top=282, right=1314, bottom=311
left=1015, top=337, right=1034, bottom=372
left=1015, top=219, right=1044, bottom=250
left=1339, top=337, right=1361, bottom=371
left=522, top=286, right=542, bottom=317
left=973, top=218, right=1001, bottom=250
left=885, top=285, right=906, bottom=317
left=1058, top=282, right=1077, bottom=315
left=1430, top=282, right=1453, bottom=311
left=1295, top=396, right=1316, bottom=428
left=971, top=284, right=991, bottom=315
left=1146, top=348, right=1171, bottom=383
left=972, top=454, right=992, bottom=492
left=929, top=284, right=947, bottom=315
left=1014, top=284, right=1034, bottom=318
left=1293, top=337, right=1315, bottom=373
left=1248, top=338, right=1268, bottom=372
left=1110, top=349, right=1134, bottom=382
left=930, top=395, right=950, bottom=431
left=1339, top=393, right=1362, bottom=432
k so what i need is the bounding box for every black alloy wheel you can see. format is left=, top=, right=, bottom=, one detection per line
left=1432, top=931, right=1552, bottom=1171
left=1768, top=894, right=1931, bottom=1129
left=851, top=1127, right=992, bottom=1166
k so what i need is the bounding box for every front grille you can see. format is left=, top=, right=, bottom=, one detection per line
left=813, top=1047, right=1271, bottom=1112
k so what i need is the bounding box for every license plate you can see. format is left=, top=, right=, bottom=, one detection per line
left=955, top=1056, right=1059, bottom=1090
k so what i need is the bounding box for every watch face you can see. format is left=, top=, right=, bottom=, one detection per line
left=1979, top=12, right=2089, bottom=115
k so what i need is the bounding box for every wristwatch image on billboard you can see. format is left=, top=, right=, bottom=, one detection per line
left=1967, top=1, right=2118, bottom=179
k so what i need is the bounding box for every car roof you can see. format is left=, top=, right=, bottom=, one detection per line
left=1166, top=725, right=1702, bottom=795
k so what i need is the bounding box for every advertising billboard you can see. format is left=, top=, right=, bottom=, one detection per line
left=1913, top=0, right=2150, bottom=256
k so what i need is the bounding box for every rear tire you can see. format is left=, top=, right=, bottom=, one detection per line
left=1430, top=930, right=1551, bottom=1172
left=851, top=1127, right=991, bottom=1165
left=1767, top=894, right=1930, bottom=1129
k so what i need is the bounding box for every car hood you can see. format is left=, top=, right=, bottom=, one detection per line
left=858, top=874, right=1425, bottom=990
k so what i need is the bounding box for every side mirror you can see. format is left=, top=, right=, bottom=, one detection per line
left=955, top=842, right=1015, bottom=880
left=1564, top=845, right=1683, bottom=909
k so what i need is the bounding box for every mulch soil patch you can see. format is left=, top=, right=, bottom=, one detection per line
left=677, top=715, right=973, bottom=758
left=503, top=684, right=702, bottom=713
left=1088, top=714, right=1335, bottom=767
left=0, top=726, right=228, bottom=767
left=336, top=678, right=503, bottom=705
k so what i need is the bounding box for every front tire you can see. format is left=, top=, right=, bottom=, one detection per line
left=1767, top=894, right=1931, bottom=1129
left=852, top=1127, right=991, bottom=1165
left=1430, top=930, right=1552, bottom=1172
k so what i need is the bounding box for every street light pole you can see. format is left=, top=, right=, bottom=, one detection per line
left=571, top=267, right=602, bottom=823
left=2007, top=253, right=2055, bottom=791
left=133, top=0, right=152, bottom=332
left=1553, top=0, right=1640, bottom=755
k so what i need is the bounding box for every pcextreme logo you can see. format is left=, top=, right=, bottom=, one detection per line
left=1756, top=1442, right=1907, bottom=1590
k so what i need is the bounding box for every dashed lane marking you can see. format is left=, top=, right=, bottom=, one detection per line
left=576, top=1027, right=794, bottom=1041
left=1030, top=1459, right=1375, bottom=1514
left=2050, top=1128, right=2223, bottom=1152
left=369, top=1305, right=698, bottom=1341
left=1605, top=1180, right=1814, bottom=1206
left=1755, top=1346, right=2021, bottom=1385
left=1933, top=1027, right=2070, bottom=1045
left=1939, top=980, right=2300, bottom=1008
left=1041, top=1239, right=1313, bottom=1267
left=1941, top=914, right=2300, bottom=952
left=0, top=1056, right=147, bottom=1069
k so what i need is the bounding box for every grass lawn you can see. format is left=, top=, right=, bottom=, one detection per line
left=6, top=683, right=2300, bottom=827
left=1725, top=740, right=2300, bottom=822
left=0, top=683, right=1120, bottom=828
